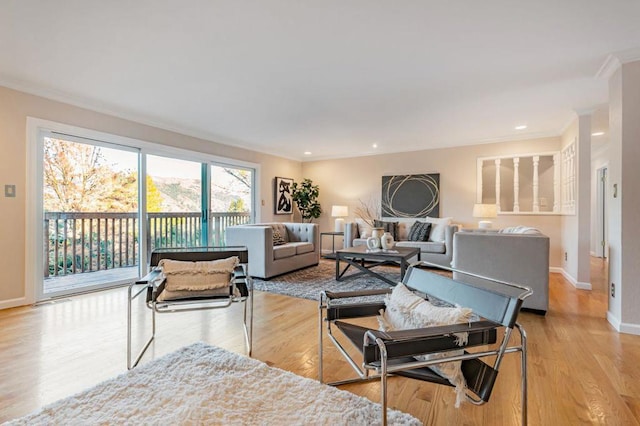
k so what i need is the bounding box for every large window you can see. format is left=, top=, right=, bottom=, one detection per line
left=210, top=164, right=253, bottom=245
left=147, top=155, right=203, bottom=248
left=42, top=135, right=140, bottom=298
left=31, top=119, right=258, bottom=301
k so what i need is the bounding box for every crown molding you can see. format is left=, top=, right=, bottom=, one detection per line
left=596, top=47, right=640, bottom=80
left=0, top=74, right=303, bottom=163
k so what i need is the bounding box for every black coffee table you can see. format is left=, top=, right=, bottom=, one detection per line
left=335, top=245, right=421, bottom=286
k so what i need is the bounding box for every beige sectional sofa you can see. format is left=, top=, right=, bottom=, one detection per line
left=225, top=222, right=319, bottom=279
left=451, top=228, right=550, bottom=314
left=343, top=218, right=459, bottom=268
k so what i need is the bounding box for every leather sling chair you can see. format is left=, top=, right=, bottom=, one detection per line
left=127, top=246, right=253, bottom=369
left=319, top=261, right=531, bottom=425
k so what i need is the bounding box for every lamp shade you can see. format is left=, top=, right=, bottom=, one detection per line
left=472, top=203, right=498, bottom=218
left=331, top=205, right=348, bottom=217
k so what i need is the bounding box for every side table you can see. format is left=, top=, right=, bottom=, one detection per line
left=320, top=232, right=344, bottom=259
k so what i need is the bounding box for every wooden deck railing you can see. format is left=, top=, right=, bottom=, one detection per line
left=44, top=211, right=251, bottom=277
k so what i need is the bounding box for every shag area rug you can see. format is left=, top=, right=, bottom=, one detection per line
left=253, top=259, right=399, bottom=301
left=8, top=343, right=421, bottom=426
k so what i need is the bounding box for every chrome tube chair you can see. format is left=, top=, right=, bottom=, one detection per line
left=127, top=246, right=253, bottom=369
left=319, top=262, right=531, bottom=425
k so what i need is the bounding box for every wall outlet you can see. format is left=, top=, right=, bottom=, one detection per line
left=611, top=282, right=615, bottom=298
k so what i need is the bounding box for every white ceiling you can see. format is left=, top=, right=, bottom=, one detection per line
left=2, top=1, right=639, bottom=161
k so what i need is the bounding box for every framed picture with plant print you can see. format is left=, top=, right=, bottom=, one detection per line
left=274, top=177, right=294, bottom=214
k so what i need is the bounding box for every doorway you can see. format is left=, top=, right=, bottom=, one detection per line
left=41, top=134, right=141, bottom=299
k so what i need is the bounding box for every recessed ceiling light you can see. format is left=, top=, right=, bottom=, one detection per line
left=304, top=151, right=312, bottom=155
left=592, top=131, right=605, bottom=136
left=515, top=125, right=527, bottom=130
left=372, top=143, right=378, bottom=149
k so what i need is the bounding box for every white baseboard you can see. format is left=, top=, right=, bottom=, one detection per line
left=607, top=311, right=621, bottom=330
left=620, top=322, right=640, bottom=335
left=575, top=281, right=592, bottom=290
left=552, top=267, right=592, bottom=290
left=607, top=311, right=640, bottom=335
left=0, top=297, right=30, bottom=310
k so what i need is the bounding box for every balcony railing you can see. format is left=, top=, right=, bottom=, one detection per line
left=44, top=211, right=251, bottom=277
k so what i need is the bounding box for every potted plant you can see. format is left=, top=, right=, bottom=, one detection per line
left=292, top=178, right=322, bottom=222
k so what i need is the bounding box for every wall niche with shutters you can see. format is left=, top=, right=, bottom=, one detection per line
left=476, top=143, right=576, bottom=215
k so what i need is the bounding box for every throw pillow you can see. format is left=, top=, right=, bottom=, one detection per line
left=158, top=257, right=239, bottom=292
left=355, top=218, right=373, bottom=239
left=408, top=221, right=432, bottom=241
left=378, top=283, right=472, bottom=408
left=499, top=226, right=542, bottom=235
left=374, top=220, right=399, bottom=240
left=424, top=217, right=452, bottom=242
left=273, top=230, right=286, bottom=246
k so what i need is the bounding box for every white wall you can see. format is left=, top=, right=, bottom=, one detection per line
left=607, top=59, right=640, bottom=334
left=559, top=114, right=592, bottom=288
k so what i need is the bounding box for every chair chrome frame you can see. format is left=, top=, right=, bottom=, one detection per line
left=127, top=246, right=253, bottom=369
left=319, top=261, right=531, bottom=426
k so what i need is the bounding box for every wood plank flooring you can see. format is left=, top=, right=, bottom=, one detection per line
left=1, top=258, right=639, bottom=425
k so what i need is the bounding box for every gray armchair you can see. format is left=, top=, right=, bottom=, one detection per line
left=451, top=230, right=550, bottom=314
left=226, top=222, right=319, bottom=279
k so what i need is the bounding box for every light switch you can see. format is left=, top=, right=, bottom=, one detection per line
left=4, top=185, right=16, bottom=198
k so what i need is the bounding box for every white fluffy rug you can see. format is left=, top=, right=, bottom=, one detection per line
left=8, top=343, right=421, bottom=425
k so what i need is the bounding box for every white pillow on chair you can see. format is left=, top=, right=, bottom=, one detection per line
left=377, top=282, right=471, bottom=407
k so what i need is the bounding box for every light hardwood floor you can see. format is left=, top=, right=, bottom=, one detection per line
left=1, top=258, right=639, bottom=425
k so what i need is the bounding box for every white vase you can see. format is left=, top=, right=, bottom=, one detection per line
left=381, top=231, right=394, bottom=250
left=369, top=227, right=384, bottom=250
left=366, top=237, right=380, bottom=250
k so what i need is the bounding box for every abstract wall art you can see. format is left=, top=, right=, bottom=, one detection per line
left=381, top=173, right=440, bottom=218
left=274, top=176, right=294, bottom=214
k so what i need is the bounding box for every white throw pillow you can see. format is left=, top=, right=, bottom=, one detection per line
left=499, top=225, right=541, bottom=235
left=355, top=218, right=373, bottom=239
left=378, top=283, right=472, bottom=407
left=424, top=217, right=452, bottom=242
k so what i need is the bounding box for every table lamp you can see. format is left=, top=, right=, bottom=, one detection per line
left=473, top=203, right=498, bottom=229
left=331, top=205, right=348, bottom=232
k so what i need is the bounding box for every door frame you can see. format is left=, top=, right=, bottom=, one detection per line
left=595, top=165, right=608, bottom=258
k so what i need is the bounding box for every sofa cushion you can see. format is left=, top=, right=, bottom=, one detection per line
left=425, top=217, right=452, bottom=242
left=408, top=221, right=431, bottom=241
left=289, top=241, right=314, bottom=255
left=355, top=218, right=373, bottom=238
left=396, top=221, right=410, bottom=241
left=352, top=238, right=368, bottom=247
left=273, top=244, right=296, bottom=260
left=273, top=230, right=286, bottom=246
left=270, top=224, right=289, bottom=242
left=396, top=240, right=445, bottom=254
left=374, top=220, right=399, bottom=240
